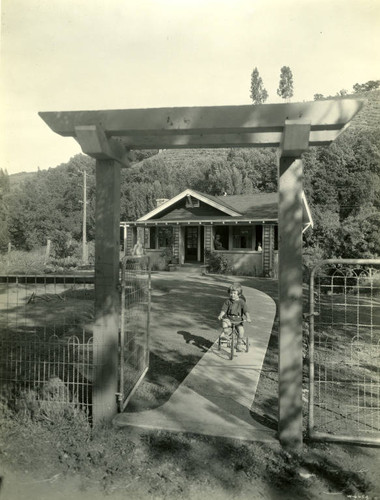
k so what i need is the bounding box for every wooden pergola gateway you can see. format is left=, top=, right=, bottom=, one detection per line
left=40, top=99, right=362, bottom=450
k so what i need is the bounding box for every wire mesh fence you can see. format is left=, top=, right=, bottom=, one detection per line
left=308, top=259, right=380, bottom=445
left=0, top=275, right=94, bottom=418
left=119, top=256, right=151, bottom=411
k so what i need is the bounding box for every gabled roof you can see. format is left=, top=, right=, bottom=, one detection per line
left=219, top=192, right=312, bottom=230
left=136, top=188, right=313, bottom=230
left=216, top=193, right=278, bottom=219
left=137, top=189, right=241, bottom=221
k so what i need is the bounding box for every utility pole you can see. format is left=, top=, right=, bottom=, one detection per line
left=82, top=170, right=88, bottom=265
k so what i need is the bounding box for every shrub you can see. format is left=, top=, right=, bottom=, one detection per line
left=51, top=231, right=77, bottom=259
left=160, top=247, right=174, bottom=268
left=45, top=240, right=95, bottom=272
left=72, top=240, right=95, bottom=266
left=159, top=246, right=179, bottom=270
left=303, top=245, right=325, bottom=273
left=0, top=241, right=95, bottom=275
left=148, top=256, right=166, bottom=271
left=0, top=248, right=46, bottom=274
left=205, top=250, right=233, bottom=274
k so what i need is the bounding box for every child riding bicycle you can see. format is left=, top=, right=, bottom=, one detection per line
left=218, top=283, right=251, bottom=352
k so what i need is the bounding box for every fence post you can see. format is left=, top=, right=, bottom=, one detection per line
left=92, top=159, right=121, bottom=423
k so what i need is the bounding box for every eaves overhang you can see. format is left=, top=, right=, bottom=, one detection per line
left=128, top=219, right=278, bottom=226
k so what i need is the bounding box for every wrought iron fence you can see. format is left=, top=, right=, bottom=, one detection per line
left=308, top=259, right=380, bottom=445
left=0, top=274, right=94, bottom=418
left=118, top=256, right=151, bottom=412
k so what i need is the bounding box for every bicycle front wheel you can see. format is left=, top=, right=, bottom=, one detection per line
left=230, top=332, right=235, bottom=360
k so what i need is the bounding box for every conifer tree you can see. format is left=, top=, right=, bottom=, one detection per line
left=277, top=66, right=294, bottom=101
left=250, top=67, right=268, bottom=104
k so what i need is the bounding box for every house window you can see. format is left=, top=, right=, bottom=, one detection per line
left=232, top=226, right=252, bottom=249
left=148, top=227, right=173, bottom=249
left=214, top=226, right=229, bottom=250
left=148, top=227, right=156, bottom=249
left=158, top=227, right=172, bottom=248
left=274, top=225, right=278, bottom=251
left=255, top=225, right=263, bottom=251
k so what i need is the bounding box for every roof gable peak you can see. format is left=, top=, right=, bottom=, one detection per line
left=137, top=189, right=241, bottom=221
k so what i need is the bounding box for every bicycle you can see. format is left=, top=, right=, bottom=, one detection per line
left=218, top=318, right=249, bottom=360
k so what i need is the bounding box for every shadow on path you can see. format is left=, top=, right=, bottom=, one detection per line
left=177, top=330, right=213, bottom=352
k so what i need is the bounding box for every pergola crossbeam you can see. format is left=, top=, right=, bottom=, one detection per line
left=39, top=100, right=363, bottom=151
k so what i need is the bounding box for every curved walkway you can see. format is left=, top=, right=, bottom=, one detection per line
left=113, top=274, right=277, bottom=442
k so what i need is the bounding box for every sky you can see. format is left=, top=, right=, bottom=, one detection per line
left=1, top=0, right=379, bottom=175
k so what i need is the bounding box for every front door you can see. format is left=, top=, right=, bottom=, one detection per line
left=185, top=226, right=198, bottom=261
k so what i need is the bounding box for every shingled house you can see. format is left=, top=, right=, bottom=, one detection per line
left=121, top=188, right=313, bottom=276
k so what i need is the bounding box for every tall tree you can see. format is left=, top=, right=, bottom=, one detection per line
left=277, top=66, right=294, bottom=101
left=249, top=67, right=268, bottom=104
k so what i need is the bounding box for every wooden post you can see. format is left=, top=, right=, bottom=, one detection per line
left=92, top=159, right=121, bottom=423
left=123, top=224, right=128, bottom=257
left=278, top=120, right=310, bottom=450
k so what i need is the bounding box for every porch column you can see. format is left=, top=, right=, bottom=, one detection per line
left=126, top=227, right=135, bottom=253
left=123, top=224, right=128, bottom=256
left=204, top=225, right=212, bottom=254
left=120, top=223, right=128, bottom=257
left=178, top=227, right=185, bottom=265
left=172, top=226, right=180, bottom=263
left=262, top=225, right=272, bottom=276
left=278, top=120, right=310, bottom=450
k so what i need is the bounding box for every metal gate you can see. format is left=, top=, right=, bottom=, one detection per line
left=308, top=259, right=380, bottom=445
left=118, top=256, right=151, bottom=412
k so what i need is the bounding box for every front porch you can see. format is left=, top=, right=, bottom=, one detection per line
left=123, top=221, right=277, bottom=276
